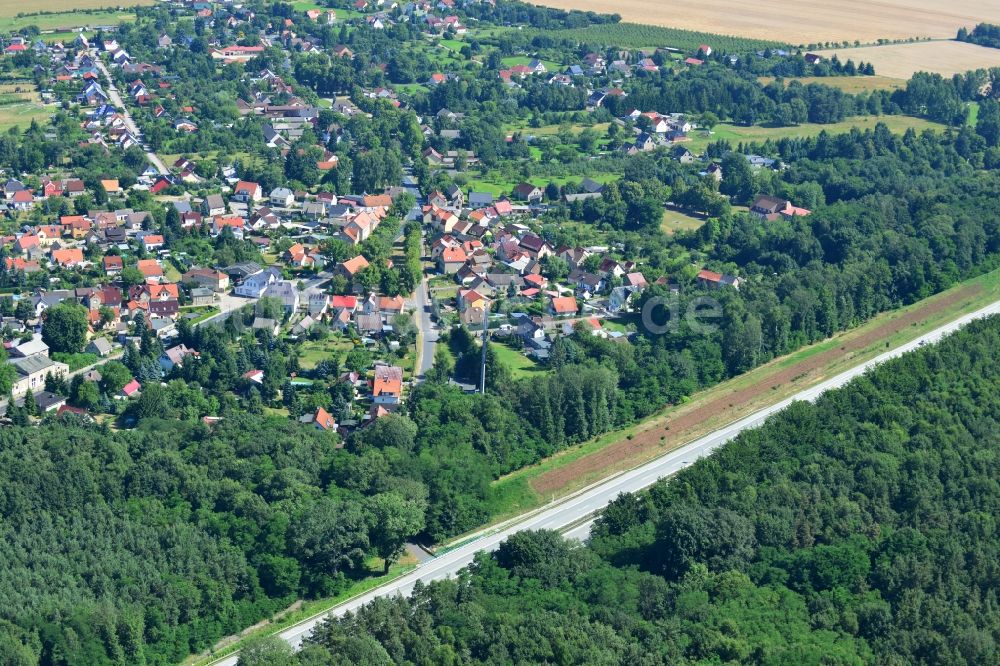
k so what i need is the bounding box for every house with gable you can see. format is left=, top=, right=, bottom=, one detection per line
left=371, top=364, right=403, bottom=405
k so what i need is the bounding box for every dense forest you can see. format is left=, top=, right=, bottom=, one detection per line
left=958, top=23, right=1000, bottom=50
left=253, top=315, right=1000, bottom=666
left=0, top=416, right=427, bottom=665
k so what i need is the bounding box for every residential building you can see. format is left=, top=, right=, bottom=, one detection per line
left=697, top=268, right=743, bottom=290
left=371, top=364, right=403, bottom=405
left=234, top=268, right=278, bottom=298
left=10, top=356, right=69, bottom=396
left=202, top=194, right=226, bottom=216
left=159, top=344, right=198, bottom=373
left=190, top=288, right=216, bottom=306
left=262, top=280, right=300, bottom=314
left=548, top=296, right=579, bottom=317
left=182, top=268, right=230, bottom=292
left=85, top=337, right=113, bottom=357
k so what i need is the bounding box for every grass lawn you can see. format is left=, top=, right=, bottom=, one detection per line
left=289, top=0, right=362, bottom=18
left=511, top=123, right=613, bottom=145
left=296, top=336, right=355, bottom=370
left=661, top=207, right=707, bottom=235
left=492, top=342, right=546, bottom=380
left=500, top=55, right=562, bottom=72
left=180, top=306, right=220, bottom=324
left=461, top=178, right=511, bottom=197
left=425, top=46, right=470, bottom=69
left=507, top=122, right=611, bottom=137
left=39, top=29, right=89, bottom=43
left=473, top=264, right=1000, bottom=530
left=439, top=38, right=465, bottom=52
left=51, top=351, right=99, bottom=372
left=263, top=407, right=290, bottom=418
left=685, top=115, right=945, bottom=153
left=428, top=284, right=459, bottom=300
left=0, top=8, right=140, bottom=32
left=394, top=82, right=430, bottom=95
left=163, top=260, right=183, bottom=283
left=0, top=81, right=38, bottom=95
left=758, top=75, right=906, bottom=93
left=0, top=102, right=52, bottom=131
left=548, top=172, right=619, bottom=187
left=968, top=101, right=980, bottom=127
left=463, top=171, right=618, bottom=198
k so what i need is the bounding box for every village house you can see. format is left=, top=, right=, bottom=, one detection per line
left=202, top=194, right=227, bottom=217
left=262, top=280, right=301, bottom=314
left=232, top=180, right=263, bottom=203
left=548, top=295, right=579, bottom=317
left=9, top=335, right=48, bottom=359
left=336, top=255, right=370, bottom=282
left=85, top=337, right=113, bottom=357
left=269, top=187, right=295, bottom=207
left=234, top=268, right=279, bottom=298
left=513, top=182, right=544, bottom=204
left=697, top=268, right=743, bottom=290
left=438, top=246, right=467, bottom=274
left=182, top=268, right=230, bottom=292
left=371, top=364, right=403, bottom=405
left=160, top=344, right=199, bottom=373
left=136, top=259, right=164, bottom=280
left=300, top=406, right=337, bottom=431
left=10, top=356, right=69, bottom=397
left=190, top=288, right=215, bottom=307
left=750, top=194, right=811, bottom=221
left=103, top=255, right=124, bottom=275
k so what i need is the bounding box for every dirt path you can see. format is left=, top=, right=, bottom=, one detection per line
left=531, top=285, right=981, bottom=495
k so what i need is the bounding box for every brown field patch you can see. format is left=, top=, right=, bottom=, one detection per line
left=817, top=41, right=1000, bottom=79
left=758, top=75, right=907, bottom=93
left=528, top=0, right=1000, bottom=45
left=0, top=82, right=39, bottom=103
left=530, top=283, right=981, bottom=496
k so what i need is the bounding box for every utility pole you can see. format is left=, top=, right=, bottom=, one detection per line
left=479, top=311, right=488, bottom=394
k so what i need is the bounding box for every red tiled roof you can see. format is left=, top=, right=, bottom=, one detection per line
left=697, top=269, right=723, bottom=282
left=313, top=407, right=336, bottom=430
left=550, top=296, right=578, bottom=314
left=372, top=365, right=403, bottom=397
left=330, top=295, right=358, bottom=309
left=340, top=255, right=370, bottom=276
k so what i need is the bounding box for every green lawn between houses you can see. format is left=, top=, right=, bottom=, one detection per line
left=684, top=114, right=946, bottom=153
left=492, top=341, right=546, bottom=379
left=0, top=8, right=140, bottom=33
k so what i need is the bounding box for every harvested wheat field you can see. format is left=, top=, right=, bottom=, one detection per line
left=530, top=0, right=1000, bottom=45
left=818, top=41, right=1000, bottom=79
left=758, top=75, right=907, bottom=93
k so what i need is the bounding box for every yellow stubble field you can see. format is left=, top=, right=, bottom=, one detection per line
left=528, top=0, right=1000, bottom=45
left=817, top=41, right=1000, bottom=79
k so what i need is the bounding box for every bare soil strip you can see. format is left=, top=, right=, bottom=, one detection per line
left=531, top=285, right=981, bottom=495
